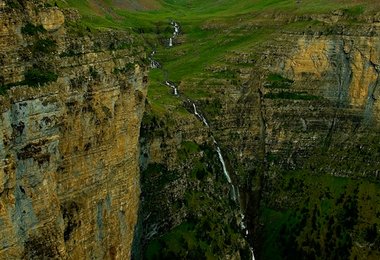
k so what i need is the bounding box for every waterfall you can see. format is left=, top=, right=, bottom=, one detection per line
left=215, top=146, right=232, bottom=183
left=250, top=248, right=256, bottom=260
left=192, top=103, right=237, bottom=200
left=192, top=103, right=209, bottom=127
left=214, top=140, right=237, bottom=201
left=173, top=22, right=180, bottom=36
left=149, top=50, right=160, bottom=69
left=151, top=60, right=160, bottom=69
left=165, top=81, right=179, bottom=96
left=191, top=103, right=254, bottom=258
left=168, top=21, right=180, bottom=47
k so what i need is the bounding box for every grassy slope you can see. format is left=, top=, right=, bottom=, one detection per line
left=52, top=0, right=378, bottom=115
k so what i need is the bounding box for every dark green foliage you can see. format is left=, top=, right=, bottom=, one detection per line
left=89, top=66, right=99, bottom=79
left=178, top=141, right=199, bottom=161
left=142, top=163, right=179, bottom=191
left=203, top=98, right=222, bottom=117
left=33, top=39, right=57, bottom=54
left=140, top=136, right=245, bottom=259
left=264, top=91, right=320, bottom=100
left=265, top=73, right=294, bottom=89
left=0, top=86, right=8, bottom=95
left=262, top=166, right=380, bottom=260
left=24, top=68, right=58, bottom=87
left=113, top=63, right=135, bottom=74
left=5, top=0, right=22, bottom=9
left=21, top=22, right=46, bottom=36
left=144, top=202, right=244, bottom=259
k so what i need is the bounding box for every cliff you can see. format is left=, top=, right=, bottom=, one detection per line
left=0, top=1, right=148, bottom=258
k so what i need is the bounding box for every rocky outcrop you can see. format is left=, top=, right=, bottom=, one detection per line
left=0, top=1, right=148, bottom=259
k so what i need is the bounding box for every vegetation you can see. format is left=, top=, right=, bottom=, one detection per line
left=24, top=68, right=58, bottom=87
left=21, top=22, right=46, bottom=36
left=141, top=141, right=246, bottom=259
left=32, top=39, right=57, bottom=54
left=265, top=74, right=294, bottom=89
left=262, top=169, right=380, bottom=260
left=264, top=91, right=321, bottom=100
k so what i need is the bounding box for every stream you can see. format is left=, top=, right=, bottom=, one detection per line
left=152, top=20, right=256, bottom=260
left=149, top=50, right=161, bottom=69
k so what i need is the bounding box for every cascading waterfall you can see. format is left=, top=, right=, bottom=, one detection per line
left=192, top=103, right=237, bottom=201
left=149, top=50, right=161, bottom=69
left=168, top=20, right=180, bottom=47
left=165, top=81, right=179, bottom=96
left=192, top=103, right=209, bottom=127
left=215, top=141, right=238, bottom=201
left=172, top=21, right=180, bottom=36
left=158, top=20, right=255, bottom=260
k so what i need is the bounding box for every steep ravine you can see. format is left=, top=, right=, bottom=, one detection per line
left=0, top=2, right=148, bottom=258
left=135, top=21, right=255, bottom=259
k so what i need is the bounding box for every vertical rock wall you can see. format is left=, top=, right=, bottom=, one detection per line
left=0, top=1, right=148, bottom=258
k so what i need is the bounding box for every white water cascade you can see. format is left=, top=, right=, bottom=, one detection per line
left=168, top=21, right=180, bottom=47
left=192, top=103, right=209, bottom=127
left=149, top=50, right=161, bottom=69
left=191, top=103, right=237, bottom=201
left=165, top=81, right=179, bottom=96
left=191, top=102, right=255, bottom=259
left=172, top=21, right=180, bottom=36
left=214, top=141, right=237, bottom=201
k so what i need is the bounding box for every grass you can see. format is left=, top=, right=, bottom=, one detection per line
left=51, top=0, right=380, bottom=114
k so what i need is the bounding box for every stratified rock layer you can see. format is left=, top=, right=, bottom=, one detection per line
left=0, top=1, right=147, bottom=258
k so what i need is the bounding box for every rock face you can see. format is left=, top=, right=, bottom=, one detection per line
left=39, top=8, right=65, bottom=31
left=0, top=1, right=147, bottom=259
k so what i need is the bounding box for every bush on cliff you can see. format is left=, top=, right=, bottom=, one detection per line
left=24, top=68, right=58, bottom=87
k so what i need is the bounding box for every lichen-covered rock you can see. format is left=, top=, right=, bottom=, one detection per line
left=39, top=8, right=65, bottom=31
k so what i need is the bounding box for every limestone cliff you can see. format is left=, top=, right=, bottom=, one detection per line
left=0, top=1, right=147, bottom=258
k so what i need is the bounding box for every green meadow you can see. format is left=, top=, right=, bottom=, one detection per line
left=51, top=0, right=376, bottom=114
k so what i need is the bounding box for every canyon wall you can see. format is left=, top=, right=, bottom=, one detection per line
left=0, top=1, right=147, bottom=258
left=138, top=14, right=380, bottom=259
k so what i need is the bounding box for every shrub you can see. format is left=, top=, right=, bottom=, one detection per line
left=21, top=22, right=46, bottom=36
left=89, top=67, right=99, bottom=79
left=24, top=68, right=58, bottom=87
left=264, top=91, right=320, bottom=100
left=265, top=73, right=294, bottom=89
left=33, top=39, right=57, bottom=53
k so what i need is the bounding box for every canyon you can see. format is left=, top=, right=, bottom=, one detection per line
left=1, top=0, right=380, bottom=259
